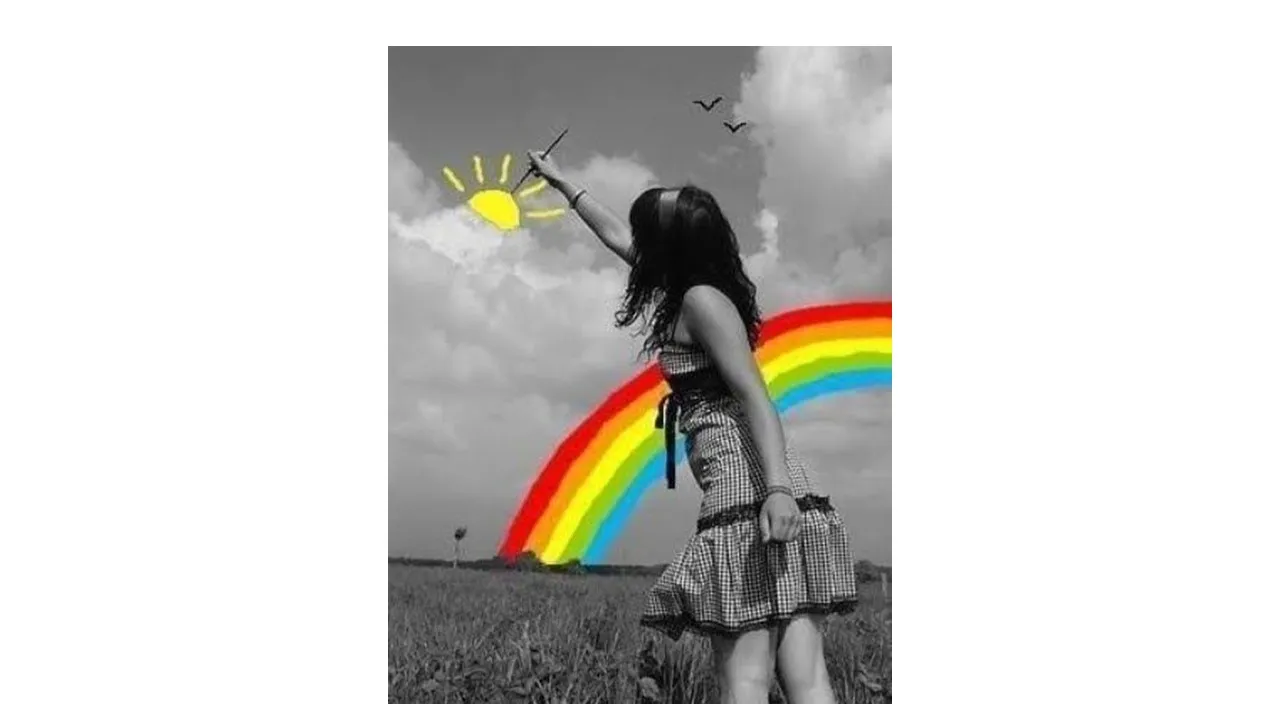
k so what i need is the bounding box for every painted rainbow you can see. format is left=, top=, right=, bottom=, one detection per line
left=498, top=300, right=891, bottom=565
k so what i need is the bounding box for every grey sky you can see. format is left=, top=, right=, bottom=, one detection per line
left=389, top=47, right=892, bottom=565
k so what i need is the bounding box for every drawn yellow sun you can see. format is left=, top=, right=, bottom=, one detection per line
left=441, top=154, right=565, bottom=232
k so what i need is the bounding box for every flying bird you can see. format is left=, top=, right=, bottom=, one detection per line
left=693, top=96, right=723, bottom=111
left=723, top=120, right=748, bottom=134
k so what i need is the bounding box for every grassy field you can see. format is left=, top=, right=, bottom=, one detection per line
left=389, top=564, right=891, bottom=703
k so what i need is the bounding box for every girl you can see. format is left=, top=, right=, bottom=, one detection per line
left=527, top=151, right=859, bottom=704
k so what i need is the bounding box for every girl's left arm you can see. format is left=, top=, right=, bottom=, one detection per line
left=681, top=286, right=792, bottom=491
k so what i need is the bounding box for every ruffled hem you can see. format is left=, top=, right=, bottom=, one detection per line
left=640, top=599, right=860, bottom=641
left=639, top=503, right=860, bottom=642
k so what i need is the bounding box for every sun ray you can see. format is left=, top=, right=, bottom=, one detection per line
left=442, top=151, right=564, bottom=231
left=517, top=180, right=548, bottom=199
left=441, top=167, right=465, bottom=193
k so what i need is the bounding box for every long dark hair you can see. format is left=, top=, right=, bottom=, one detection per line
left=615, top=184, right=763, bottom=358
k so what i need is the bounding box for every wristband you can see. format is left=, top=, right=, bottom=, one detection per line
left=765, top=484, right=794, bottom=499
left=569, top=188, right=587, bottom=209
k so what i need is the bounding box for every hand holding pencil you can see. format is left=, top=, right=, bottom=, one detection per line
left=525, top=150, right=566, bottom=187
left=515, top=126, right=569, bottom=192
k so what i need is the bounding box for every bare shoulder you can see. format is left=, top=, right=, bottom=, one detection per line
left=680, top=284, right=736, bottom=320
left=680, top=284, right=746, bottom=341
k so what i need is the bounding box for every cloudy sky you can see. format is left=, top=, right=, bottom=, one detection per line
left=389, top=47, right=892, bottom=565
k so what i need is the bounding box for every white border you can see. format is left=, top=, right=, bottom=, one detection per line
left=2, top=6, right=1279, bottom=702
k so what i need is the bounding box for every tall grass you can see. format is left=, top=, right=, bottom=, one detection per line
left=389, top=565, right=890, bottom=703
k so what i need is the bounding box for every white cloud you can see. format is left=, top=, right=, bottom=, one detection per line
left=735, top=47, right=891, bottom=294
left=561, top=154, right=660, bottom=219
left=389, top=141, right=440, bottom=220
left=743, top=207, right=855, bottom=314
left=390, top=207, right=508, bottom=273
left=391, top=399, right=465, bottom=453
left=699, top=143, right=743, bottom=166
left=745, top=208, right=780, bottom=280
left=833, top=234, right=892, bottom=297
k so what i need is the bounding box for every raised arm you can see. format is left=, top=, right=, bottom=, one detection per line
left=526, top=151, right=635, bottom=266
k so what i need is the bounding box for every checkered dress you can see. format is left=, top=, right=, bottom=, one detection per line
left=638, top=341, right=860, bottom=641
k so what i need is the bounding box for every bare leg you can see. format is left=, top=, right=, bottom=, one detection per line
left=775, top=614, right=837, bottom=704
left=711, top=626, right=778, bottom=704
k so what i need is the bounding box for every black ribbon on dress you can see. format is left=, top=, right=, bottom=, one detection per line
left=654, top=367, right=733, bottom=490
left=655, top=393, right=679, bottom=490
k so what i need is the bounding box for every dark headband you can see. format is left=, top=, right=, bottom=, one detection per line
left=657, top=188, right=681, bottom=230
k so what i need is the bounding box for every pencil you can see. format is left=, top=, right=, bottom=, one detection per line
left=511, top=127, right=569, bottom=193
